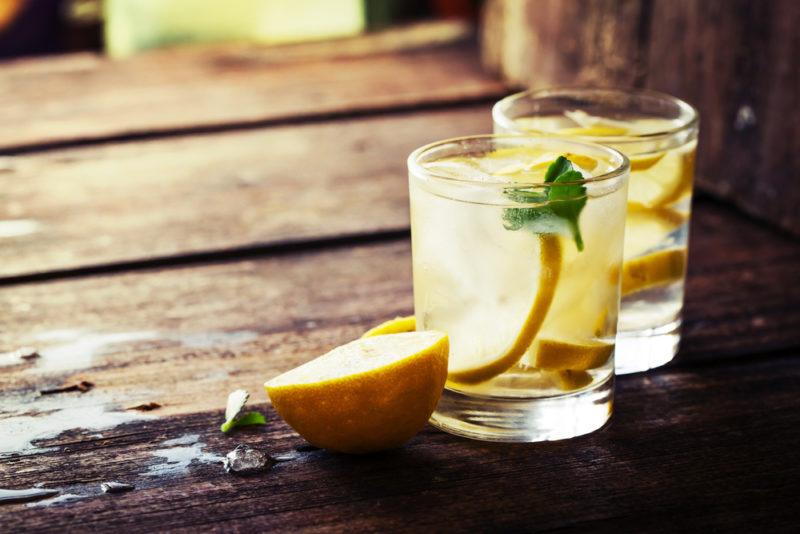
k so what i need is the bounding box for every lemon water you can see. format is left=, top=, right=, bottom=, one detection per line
left=502, top=111, right=697, bottom=374
left=409, top=137, right=628, bottom=441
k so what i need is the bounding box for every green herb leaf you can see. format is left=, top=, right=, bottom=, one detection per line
left=502, top=156, right=587, bottom=251
left=221, top=389, right=267, bottom=433
left=221, top=411, right=267, bottom=433
left=548, top=169, right=587, bottom=251
left=544, top=155, right=573, bottom=183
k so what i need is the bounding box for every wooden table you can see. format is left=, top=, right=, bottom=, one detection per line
left=2, top=34, right=799, bottom=532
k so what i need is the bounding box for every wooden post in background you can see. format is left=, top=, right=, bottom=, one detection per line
left=481, top=0, right=800, bottom=237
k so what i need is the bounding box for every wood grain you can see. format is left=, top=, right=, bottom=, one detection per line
left=0, top=42, right=504, bottom=152
left=480, top=0, right=652, bottom=87
left=1, top=199, right=798, bottom=531
left=1, top=198, right=798, bottom=417
left=0, top=105, right=490, bottom=280
left=2, top=354, right=798, bottom=532
left=647, top=0, right=800, bottom=236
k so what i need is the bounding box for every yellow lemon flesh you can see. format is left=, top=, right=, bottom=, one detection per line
left=532, top=339, right=614, bottom=371
left=447, top=234, right=562, bottom=385
left=621, top=248, right=687, bottom=297
left=362, top=316, right=416, bottom=337
left=265, top=331, right=448, bottom=454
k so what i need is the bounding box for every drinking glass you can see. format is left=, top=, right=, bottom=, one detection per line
left=409, top=135, right=629, bottom=441
left=493, top=88, right=699, bottom=374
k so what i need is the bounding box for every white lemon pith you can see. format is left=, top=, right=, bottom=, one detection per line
left=265, top=331, right=448, bottom=454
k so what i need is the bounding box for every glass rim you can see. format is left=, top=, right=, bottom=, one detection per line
left=407, top=134, right=630, bottom=188
left=492, top=87, right=700, bottom=144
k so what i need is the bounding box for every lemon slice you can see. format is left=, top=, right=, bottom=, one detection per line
left=532, top=339, right=614, bottom=371
left=628, top=150, right=694, bottom=208
left=265, top=331, right=448, bottom=454
left=562, top=110, right=631, bottom=136
left=447, top=234, right=562, bottom=385
left=544, top=370, right=594, bottom=391
left=559, top=125, right=629, bottom=136
left=362, top=316, right=416, bottom=337
left=624, top=206, right=686, bottom=258
left=630, top=152, right=666, bottom=171
left=563, top=153, right=598, bottom=172
left=622, top=248, right=686, bottom=297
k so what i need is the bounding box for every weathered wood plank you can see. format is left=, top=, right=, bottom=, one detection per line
left=0, top=105, right=490, bottom=280
left=1, top=198, right=798, bottom=422
left=2, top=354, right=798, bottom=532
left=0, top=42, right=504, bottom=152
left=646, top=0, right=800, bottom=237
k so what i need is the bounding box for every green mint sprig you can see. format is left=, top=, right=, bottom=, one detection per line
left=221, top=389, right=267, bottom=433
left=501, top=155, right=587, bottom=251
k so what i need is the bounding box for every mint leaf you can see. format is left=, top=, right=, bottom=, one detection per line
left=221, top=389, right=266, bottom=433
left=502, top=156, right=587, bottom=251
left=544, top=155, right=573, bottom=183
left=221, top=411, right=266, bottom=433
left=548, top=169, right=586, bottom=251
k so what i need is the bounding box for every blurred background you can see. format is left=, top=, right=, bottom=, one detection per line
left=0, top=0, right=480, bottom=59
left=0, top=0, right=795, bottom=240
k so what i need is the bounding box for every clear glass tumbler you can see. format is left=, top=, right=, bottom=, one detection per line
left=493, top=88, right=699, bottom=374
left=408, top=135, right=629, bottom=442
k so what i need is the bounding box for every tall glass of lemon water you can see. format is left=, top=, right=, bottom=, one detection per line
left=409, top=135, right=629, bottom=441
left=493, top=89, right=699, bottom=374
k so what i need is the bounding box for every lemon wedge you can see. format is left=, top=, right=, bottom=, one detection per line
left=362, top=316, right=416, bottom=337
left=265, top=331, right=448, bottom=454
left=621, top=248, right=687, bottom=297
left=532, top=339, right=614, bottom=371
left=447, top=234, right=562, bottom=385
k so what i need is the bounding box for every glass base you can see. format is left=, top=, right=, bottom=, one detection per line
left=429, top=374, right=613, bottom=442
left=615, top=319, right=681, bottom=375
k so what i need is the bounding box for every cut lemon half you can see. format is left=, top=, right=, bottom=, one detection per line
left=622, top=248, right=686, bottom=297
left=362, top=316, right=416, bottom=337
left=447, top=234, right=562, bottom=385
left=265, top=331, right=448, bottom=454
left=532, top=339, right=614, bottom=371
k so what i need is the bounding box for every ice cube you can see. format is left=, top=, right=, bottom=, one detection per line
left=223, top=444, right=275, bottom=475
left=101, top=481, right=134, bottom=494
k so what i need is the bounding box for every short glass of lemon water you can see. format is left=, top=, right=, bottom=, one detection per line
left=408, top=135, right=629, bottom=442
left=493, top=89, right=699, bottom=374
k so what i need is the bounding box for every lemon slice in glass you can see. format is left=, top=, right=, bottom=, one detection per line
left=531, top=339, right=614, bottom=371
left=622, top=248, right=687, bottom=297
left=447, top=234, right=562, bottom=385
left=628, top=150, right=694, bottom=208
